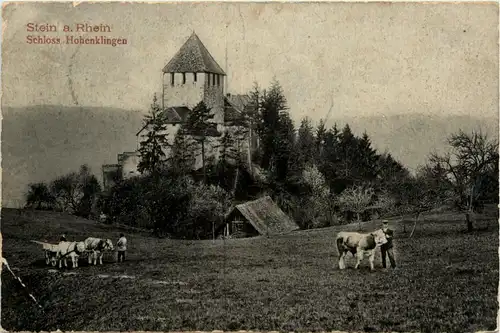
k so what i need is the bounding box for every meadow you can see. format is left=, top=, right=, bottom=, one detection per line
left=2, top=208, right=498, bottom=332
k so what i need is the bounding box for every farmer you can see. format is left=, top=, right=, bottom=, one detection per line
left=116, top=233, right=127, bottom=263
left=381, top=220, right=396, bottom=269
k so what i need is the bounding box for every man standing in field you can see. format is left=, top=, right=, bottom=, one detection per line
left=381, top=220, right=396, bottom=269
left=116, top=233, right=127, bottom=263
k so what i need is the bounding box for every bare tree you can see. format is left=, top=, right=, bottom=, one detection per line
left=398, top=169, right=447, bottom=237
left=337, top=185, right=374, bottom=229
left=428, top=130, right=498, bottom=232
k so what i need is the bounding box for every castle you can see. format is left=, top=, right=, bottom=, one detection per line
left=102, top=32, right=257, bottom=190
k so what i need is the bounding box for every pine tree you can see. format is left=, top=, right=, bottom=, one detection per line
left=296, top=117, right=315, bottom=171
left=338, top=124, right=358, bottom=181
left=319, top=126, right=342, bottom=193
left=184, top=101, right=215, bottom=183
left=257, top=78, right=288, bottom=171
left=314, top=118, right=327, bottom=162
left=137, top=94, right=170, bottom=176
left=170, top=125, right=197, bottom=174
left=356, top=131, right=378, bottom=181
left=273, top=111, right=296, bottom=183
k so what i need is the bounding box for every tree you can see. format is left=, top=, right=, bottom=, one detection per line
left=296, top=117, right=315, bottom=171
left=169, top=125, right=197, bottom=174
left=49, top=165, right=101, bottom=216
left=50, top=172, right=81, bottom=212
left=272, top=111, right=296, bottom=183
left=314, top=118, right=327, bottom=162
left=336, top=185, right=374, bottom=229
left=138, top=94, right=170, bottom=176
left=257, top=79, right=288, bottom=171
left=319, top=125, right=347, bottom=195
left=301, top=164, right=332, bottom=228
left=25, top=182, right=55, bottom=210
left=75, top=165, right=102, bottom=218
left=356, top=132, right=378, bottom=181
left=337, top=124, right=360, bottom=184
left=405, top=166, right=449, bottom=236
left=187, top=183, right=231, bottom=240
left=184, top=101, right=216, bottom=184
left=428, top=129, right=498, bottom=231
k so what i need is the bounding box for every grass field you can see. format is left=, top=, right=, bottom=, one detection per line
left=2, top=208, right=498, bottom=332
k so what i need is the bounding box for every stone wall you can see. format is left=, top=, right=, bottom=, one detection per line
left=163, top=72, right=205, bottom=108
left=203, top=74, right=225, bottom=124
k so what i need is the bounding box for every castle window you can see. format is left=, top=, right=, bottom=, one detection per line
left=170, top=73, right=174, bottom=86
left=193, top=73, right=197, bottom=82
left=182, top=73, right=186, bottom=84
left=217, top=74, right=220, bottom=86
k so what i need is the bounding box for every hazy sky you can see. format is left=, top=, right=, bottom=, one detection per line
left=2, top=2, right=499, bottom=121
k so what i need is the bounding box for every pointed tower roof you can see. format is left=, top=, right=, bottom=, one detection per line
left=163, top=32, right=226, bottom=75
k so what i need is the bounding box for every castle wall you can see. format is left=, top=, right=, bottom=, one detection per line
left=102, top=164, right=121, bottom=190
left=118, top=152, right=141, bottom=179
left=203, top=74, right=225, bottom=124
left=163, top=72, right=205, bottom=108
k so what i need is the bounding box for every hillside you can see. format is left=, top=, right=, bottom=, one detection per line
left=2, top=105, right=498, bottom=207
left=2, top=106, right=144, bottom=207
left=1, top=208, right=498, bottom=332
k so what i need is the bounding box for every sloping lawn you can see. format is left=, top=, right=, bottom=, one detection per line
left=2, top=208, right=498, bottom=332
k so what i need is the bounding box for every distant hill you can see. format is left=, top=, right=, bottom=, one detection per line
left=2, top=105, right=144, bottom=207
left=1, top=105, right=498, bottom=207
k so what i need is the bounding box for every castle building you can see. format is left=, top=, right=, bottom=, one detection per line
left=102, top=32, right=258, bottom=190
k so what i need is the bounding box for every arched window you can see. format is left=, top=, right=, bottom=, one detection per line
left=170, top=73, right=174, bottom=86
left=194, top=73, right=197, bottom=82
left=217, top=74, right=220, bottom=86
left=182, top=73, right=186, bottom=84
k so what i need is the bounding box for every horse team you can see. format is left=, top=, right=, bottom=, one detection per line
left=41, top=237, right=115, bottom=269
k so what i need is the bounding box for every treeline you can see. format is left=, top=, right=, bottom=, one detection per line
left=25, top=80, right=499, bottom=237
left=25, top=165, right=101, bottom=218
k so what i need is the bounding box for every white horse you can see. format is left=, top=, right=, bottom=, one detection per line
left=84, top=237, right=114, bottom=265
left=57, top=241, right=86, bottom=269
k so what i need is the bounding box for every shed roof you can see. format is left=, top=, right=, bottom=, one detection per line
left=226, top=196, right=299, bottom=236
left=163, top=33, right=226, bottom=75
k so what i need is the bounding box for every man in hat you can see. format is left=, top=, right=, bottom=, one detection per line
left=381, top=220, right=396, bottom=269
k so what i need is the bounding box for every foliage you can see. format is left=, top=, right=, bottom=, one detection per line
left=427, top=129, right=498, bottom=231
left=25, top=182, right=55, bottom=210
left=299, top=165, right=333, bottom=228
left=256, top=79, right=289, bottom=171
left=46, top=165, right=101, bottom=217
left=184, top=101, right=216, bottom=183
left=336, top=185, right=375, bottom=225
left=296, top=117, right=315, bottom=171
left=169, top=125, right=197, bottom=173
left=137, top=94, right=170, bottom=175
left=184, top=183, right=232, bottom=239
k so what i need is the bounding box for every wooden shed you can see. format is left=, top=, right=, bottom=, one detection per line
left=220, top=196, right=299, bottom=238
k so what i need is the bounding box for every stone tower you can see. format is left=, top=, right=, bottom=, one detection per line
left=162, top=32, right=226, bottom=124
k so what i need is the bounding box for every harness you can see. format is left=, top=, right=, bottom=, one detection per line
left=58, top=243, right=84, bottom=260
